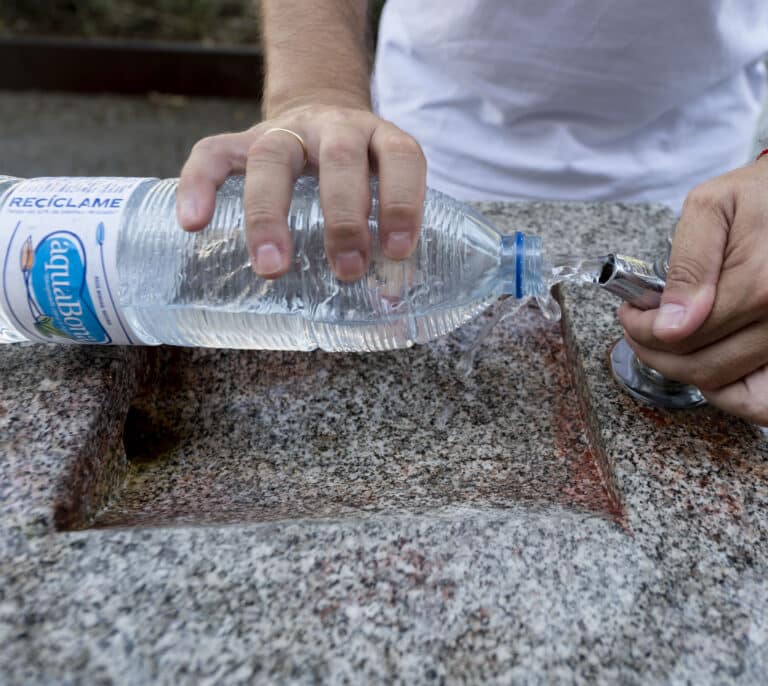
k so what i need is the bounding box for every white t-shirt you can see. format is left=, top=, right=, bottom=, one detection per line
left=373, top=1, right=768, bottom=210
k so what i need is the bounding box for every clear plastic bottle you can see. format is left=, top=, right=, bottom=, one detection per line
left=0, top=175, right=545, bottom=351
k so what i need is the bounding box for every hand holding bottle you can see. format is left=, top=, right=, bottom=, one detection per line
left=176, top=99, right=427, bottom=283
left=619, top=155, right=768, bottom=424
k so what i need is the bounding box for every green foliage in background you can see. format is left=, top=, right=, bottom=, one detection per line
left=0, top=0, right=260, bottom=44
left=0, top=1, right=387, bottom=44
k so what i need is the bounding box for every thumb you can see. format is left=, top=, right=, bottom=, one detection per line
left=653, top=186, right=730, bottom=342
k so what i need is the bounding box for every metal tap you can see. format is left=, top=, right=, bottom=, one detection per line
left=597, top=252, right=706, bottom=410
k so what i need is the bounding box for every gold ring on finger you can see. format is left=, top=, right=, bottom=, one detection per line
left=264, top=127, right=309, bottom=168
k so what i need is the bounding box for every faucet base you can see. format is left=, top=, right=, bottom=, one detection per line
left=609, top=339, right=706, bottom=410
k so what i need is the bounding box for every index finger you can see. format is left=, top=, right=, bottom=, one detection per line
left=177, top=131, right=252, bottom=231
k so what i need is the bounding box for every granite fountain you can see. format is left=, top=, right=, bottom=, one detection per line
left=1, top=92, right=767, bottom=684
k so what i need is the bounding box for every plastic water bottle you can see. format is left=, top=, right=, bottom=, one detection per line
left=0, top=175, right=545, bottom=351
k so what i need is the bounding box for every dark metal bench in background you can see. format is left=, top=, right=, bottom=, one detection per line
left=0, top=35, right=264, bottom=98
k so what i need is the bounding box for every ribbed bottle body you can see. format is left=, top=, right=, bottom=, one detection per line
left=1, top=175, right=538, bottom=351
left=118, top=176, right=506, bottom=351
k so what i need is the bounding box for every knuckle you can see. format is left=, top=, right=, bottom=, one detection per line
left=682, top=182, right=723, bottom=215
left=322, top=136, right=366, bottom=167
left=664, top=255, right=708, bottom=287
left=191, top=135, right=220, bottom=155
left=381, top=131, right=424, bottom=160
left=381, top=200, right=422, bottom=227
left=325, top=215, right=368, bottom=243
left=247, top=137, right=292, bottom=166
left=245, top=205, right=284, bottom=231
left=316, top=107, right=354, bottom=126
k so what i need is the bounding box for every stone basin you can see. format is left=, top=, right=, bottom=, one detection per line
left=2, top=92, right=768, bottom=684
left=89, top=303, right=619, bottom=530
left=3, top=201, right=768, bottom=684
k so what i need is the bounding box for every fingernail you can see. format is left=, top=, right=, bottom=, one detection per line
left=655, top=303, right=687, bottom=331
left=178, top=196, right=198, bottom=227
left=253, top=243, right=284, bottom=275
left=385, top=232, right=413, bottom=259
left=334, top=251, right=365, bottom=278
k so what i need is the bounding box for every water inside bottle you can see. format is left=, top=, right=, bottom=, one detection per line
left=456, top=255, right=604, bottom=376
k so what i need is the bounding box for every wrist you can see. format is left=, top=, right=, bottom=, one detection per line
left=265, top=85, right=371, bottom=120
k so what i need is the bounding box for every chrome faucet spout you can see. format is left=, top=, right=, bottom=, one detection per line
left=596, top=252, right=706, bottom=409
left=596, top=254, right=665, bottom=311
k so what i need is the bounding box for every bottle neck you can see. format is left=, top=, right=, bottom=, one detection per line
left=500, top=232, right=544, bottom=298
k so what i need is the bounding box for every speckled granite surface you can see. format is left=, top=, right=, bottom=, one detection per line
left=0, top=345, right=146, bottom=534
left=90, top=305, right=618, bottom=530
left=2, top=201, right=768, bottom=684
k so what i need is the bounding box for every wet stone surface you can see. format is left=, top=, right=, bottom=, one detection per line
left=91, top=306, right=619, bottom=530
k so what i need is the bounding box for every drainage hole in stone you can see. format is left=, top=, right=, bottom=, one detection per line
left=123, top=404, right=180, bottom=464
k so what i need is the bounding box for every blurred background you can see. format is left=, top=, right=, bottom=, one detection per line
left=0, top=2, right=764, bottom=180
left=0, top=0, right=261, bottom=44
left=0, top=1, right=385, bottom=178
left=0, top=1, right=387, bottom=44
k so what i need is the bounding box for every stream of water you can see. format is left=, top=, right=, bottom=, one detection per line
left=456, top=255, right=606, bottom=377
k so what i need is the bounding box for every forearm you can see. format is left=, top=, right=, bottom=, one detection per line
left=260, top=0, right=372, bottom=117
left=181, top=1, right=426, bottom=285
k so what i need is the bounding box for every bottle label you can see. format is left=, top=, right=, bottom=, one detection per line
left=0, top=177, right=149, bottom=345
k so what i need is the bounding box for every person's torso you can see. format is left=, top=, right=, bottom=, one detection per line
left=373, top=0, right=768, bottom=208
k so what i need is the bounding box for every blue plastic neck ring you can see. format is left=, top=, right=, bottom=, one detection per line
left=515, top=231, right=524, bottom=299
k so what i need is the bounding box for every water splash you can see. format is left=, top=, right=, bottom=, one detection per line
left=535, top=293, right=562, bottom=322
left=547, top=255, right=606, bottom=287
left=457, top=254, right=605, bottom=377
left=534, top=255, right=606, bottom=323
left=456, top=296, right=530, bottom=378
